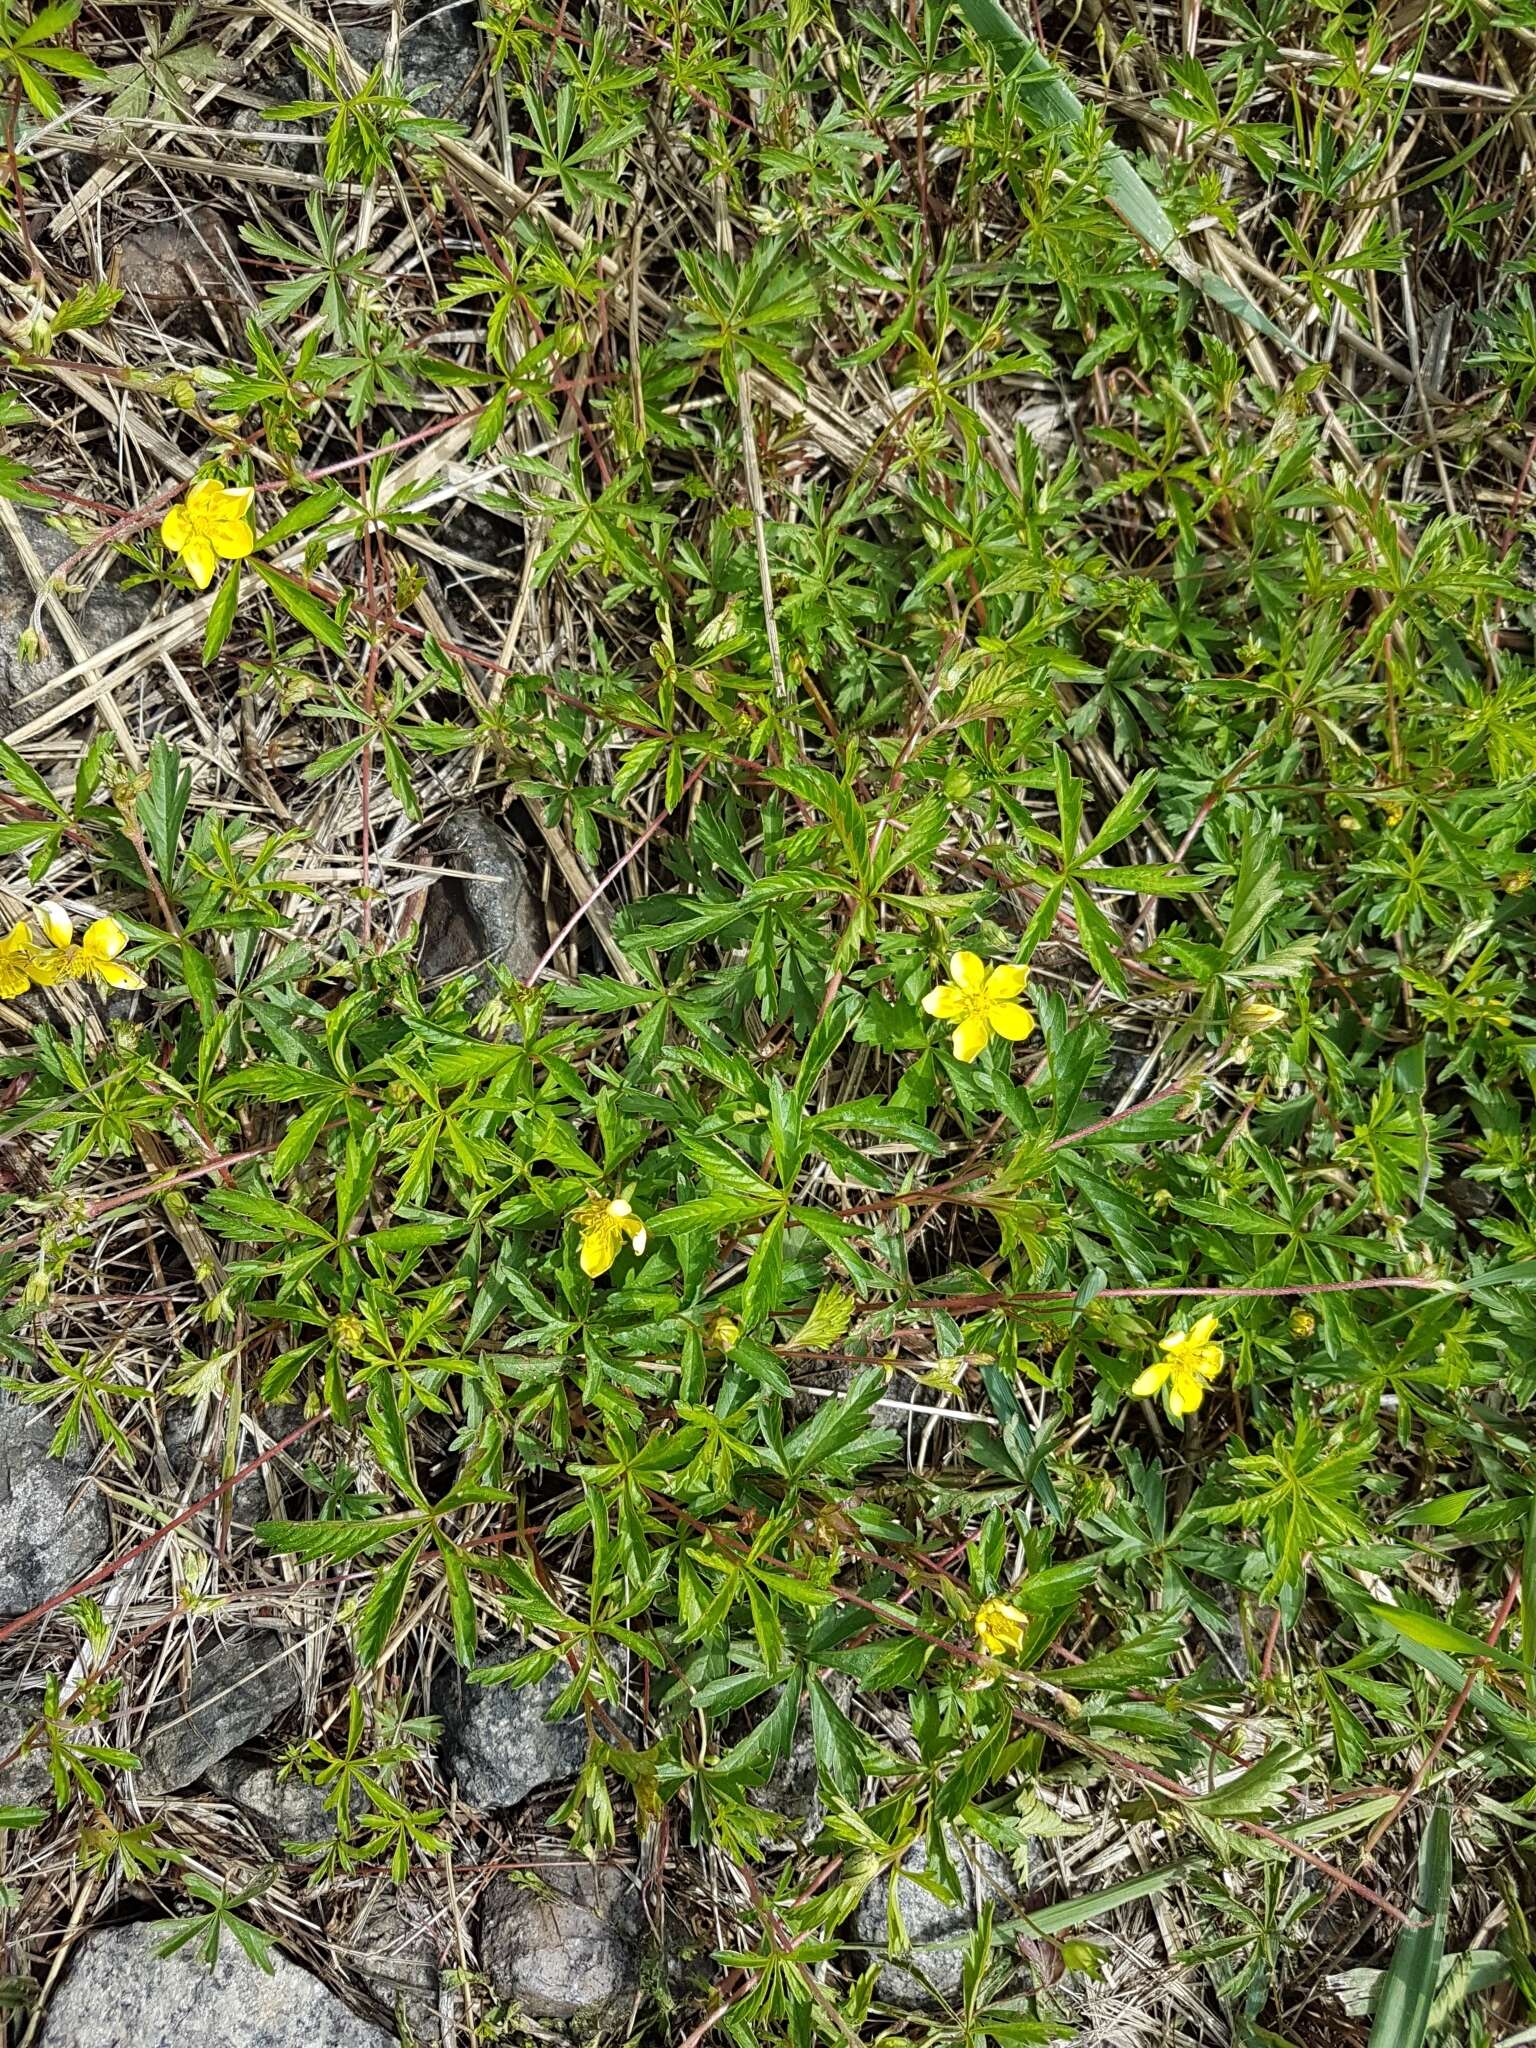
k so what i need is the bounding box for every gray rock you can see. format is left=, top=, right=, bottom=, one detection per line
left=481, top=1863, right=642, bottom=2022
left=162, top=1402, right=298, bottom=1529
left=37, top=1920, right=391, bottom=2048
left=434, top=1649, right=586, bottom=1813
left=749, top=1716, right=823, bottom=1847
left=0, top=1394, right=108, bottom=1614
left=345, top=1891, right=442, bottom=2044
left=850, top=1832, right=1017, bottom=2009
left=200, top=1752, right=335, bottom=1849
left=424, top=812, right=545, bottom=986
left=0, top=1697, right=52, bottom=1808
left=0, top=509, right=149, bottom=740
left=139, top=1632, right=303, bottom=1797
left=342, top=0, right=481, bottom=121
left=112, top=205, right=244, bottom=336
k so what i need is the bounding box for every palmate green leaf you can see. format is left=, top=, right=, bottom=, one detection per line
left=1218, top=818, right=1291, bottom=969
left=950, top=0, right=1296, bottom=351
left=742, top=1208, right=787, bottom=1329
left=355, top=1530, right=428, bottom=1665
left=1188, top=1742, right=1309, bottom=1818
left=202, top=565, right=240, bottom=664
left=1370, top=1803, right=1451, bottom=2048
left=788, top=1284, right=855, bottom=1350
left=258, top=1516, right=415, bottom=1563
left=137, top=735, right=191, bottom=882
left=438, top=1540, right=478, bottom=1667
left=809, top=1673, right=878, bottom=1799
left=1051, top=1609, right=1186, bottom=1689
left=252, top=560, right=349, bottom=656
left=718, top=1671, right=801, bottom=1780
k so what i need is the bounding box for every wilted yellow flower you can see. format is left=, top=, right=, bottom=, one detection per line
left=1289, top=1307, right=1316, bottom=1339
left=973, top=1596, right=1030, bottom=1658
left=1131, top=1312, right=1224, bottom=1419
left=161, top=478, right=255, bottom=590
left=922, top=951, right=1035, bottom=1064
left=34, top=902, right=145, bottom=991
left=573, top=1192, right=647, bottom=1278
left=1233, top=998, right=1285, bottom=1035
left=707, top=1312, right=741, bottom=1353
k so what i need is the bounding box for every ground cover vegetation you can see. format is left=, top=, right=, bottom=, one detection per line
left=0, top=0, right=1535, bottom=2041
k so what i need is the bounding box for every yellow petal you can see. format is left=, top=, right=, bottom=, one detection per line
left=24, top=948, right=65, bottom=985
left=161, top=504, right=190, bottom=550
left=984, top=964, right=1029, bottom=1001
left=1188, top=1313, right=1220, bottom=1346
left=1159, top=1326, right=1188, bottom=1353
left=210, top=517, right=254, bottom=561
left=923, top=983, right=966, bottom=1018
left=219, top=485, right=254, bottom=515
left=186, top=478, right=223, bottom=513
left=951, top=1013, right=990, bottom=1063
left=0, top=962, right=30, bottom=998
left=180, top=536, right=217, bottom=589
left=949, top=950, right=986, bottom=992
left=38, top=900, right=72, bottom=948
left=579, top=1222, right=618, bottom=1278
left=1130, top=1364, right=1165, bottom=1397
left=1169, top=1379, right=1203, bottom=1417
left=82, top=916, right=127, bottom=961
left=90, top=955, right=146, bottom=990
left=986, top=1000, right=1035, bottom=1042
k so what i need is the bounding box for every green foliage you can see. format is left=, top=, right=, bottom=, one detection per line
left=152, top=1874, right=278, bottom=1975
left=3, top=0, right=1536, bottom=2036
left=0, top=0, right=101, bottom=118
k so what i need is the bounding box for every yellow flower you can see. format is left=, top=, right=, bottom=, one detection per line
left=35, top=901, right=145, bottom=991
left=0, top=920, right=40, bottom=998
left=573, top=1192, right=647, bottom=1278
left=1131, top=1312, right=1224, bottom=1419
left=974, top=1596, right=1030, bottom=1658
left=161, top=478, right=255, bottom=590
left=922, top=951, right=1035, bottom=1063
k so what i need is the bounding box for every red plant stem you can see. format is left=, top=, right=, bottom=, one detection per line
left=0, top=1408, right=333, bottom=1648
left=1349, top=1568, right=1523, bottom=1879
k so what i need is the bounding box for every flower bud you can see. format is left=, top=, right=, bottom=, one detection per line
left=1234, top=999, right=1285, bottom=1035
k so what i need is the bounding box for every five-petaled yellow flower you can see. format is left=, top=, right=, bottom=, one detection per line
left=922, top=951, right=1035, bottom=1064
left=1131, top=1313, right=1225, bottom=1419
left=973, top=1596, right=1030, bottom=1659
left=573, top=1193, right=648, bottom=1278
left=35, top=901, right=145, bottom=991
left=0, top=921, right=41, bottom=999
left=161, top=478, right=256, bottom=590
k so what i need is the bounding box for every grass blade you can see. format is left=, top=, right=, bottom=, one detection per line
left=950, top=0, right=1297, bottom=352
left=1369, top=1802, right=1451, bottom=2048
